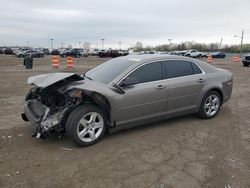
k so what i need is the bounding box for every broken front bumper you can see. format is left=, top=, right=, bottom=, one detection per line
left=22, top=100, right=66, bottom=138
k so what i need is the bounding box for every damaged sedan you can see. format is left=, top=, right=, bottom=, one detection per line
left=22, top=55, right=233, bottom=146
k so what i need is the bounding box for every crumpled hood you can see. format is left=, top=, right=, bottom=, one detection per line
left=27, top=73, right=78, bottom=88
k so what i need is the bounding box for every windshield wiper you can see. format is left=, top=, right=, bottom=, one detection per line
left=112, top=83, right=125, bottom=94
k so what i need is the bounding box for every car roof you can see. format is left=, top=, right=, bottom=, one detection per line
left=116, top=54, right=196, bottom=64
left=115, top=54, right=217, bottom=74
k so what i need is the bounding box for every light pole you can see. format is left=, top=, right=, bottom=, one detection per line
left=79, top=41, right=81, bottom=48
left=219, top=37, right=223, bottom=50
left=101, top=39, right=104, bottom=50
left=50, top=38, right=54, bottom=49
left=168, top=39, right=172, bottom=45
left=168, top=39, right=172, bottom=50
left=119, top=42, right=121, bottom=50
left=234, top=30, right=244, bottom=57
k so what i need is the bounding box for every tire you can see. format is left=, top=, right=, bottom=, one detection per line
left=243, top=62, right=249, bottom=67
left=66, top=104, right=107, bottom=147
left=199, top=91, right=221, bottom=119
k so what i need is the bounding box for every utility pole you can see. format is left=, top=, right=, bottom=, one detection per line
left=101, top=39, right=104, bottom=50
left=168, top=39, right=172, bottom=45
left=119, top=42, right=121, bottom=50
left=50, top=38, right=54, bottom=49
left=234, top=30, right=244, bottom=57
left=240, top=30, right=244, bottom=57
left=219, top=37, right=223, bottom=50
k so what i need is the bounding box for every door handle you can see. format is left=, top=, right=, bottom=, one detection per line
left=156, top=85, right=166, bottom=90
left=197, top=78, right=205, bottom=83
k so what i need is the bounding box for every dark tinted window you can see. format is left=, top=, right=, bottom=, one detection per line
left=164, top=60, right=193, bottom=79
left=191, top=62, right=202, bottom=74
left=127, top=62, right=162, bottom=84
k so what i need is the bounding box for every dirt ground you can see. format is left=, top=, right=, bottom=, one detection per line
left=0, top=54, right=249, bottom=188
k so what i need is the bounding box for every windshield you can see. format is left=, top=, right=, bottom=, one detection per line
left=85, top=58, right=135, bottom=84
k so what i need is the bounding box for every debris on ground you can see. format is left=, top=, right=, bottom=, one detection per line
left=60, top=147, right=73, bottom=151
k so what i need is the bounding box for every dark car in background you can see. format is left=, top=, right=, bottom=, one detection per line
left=60, top=49, right=81, bottom=58
left=99, top=50, right=120, bottom=58
left=50, top=49, right=60, bottom=55
left=241, top=54, right=250, bottom=67
left=4, top=48, right=13, bottom=55
left=0, top=48, right=3, bottom=54
left=42, top=48, right=50, bottom=55
left=211, top=52, right=226, bottom=58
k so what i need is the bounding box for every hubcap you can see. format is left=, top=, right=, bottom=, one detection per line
left=77, top=112, right=104, bottom=142
left=204, top=94, right=220, bottom=116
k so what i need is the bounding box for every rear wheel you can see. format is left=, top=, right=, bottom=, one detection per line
left=66, top=104, right=107, bottom=147
left=199, top=91, right=221, bottom=119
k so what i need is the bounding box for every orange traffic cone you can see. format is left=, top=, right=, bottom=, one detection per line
left=51, top=56, right=59, bottom=69
left=207, top=54, right=212, bottom=63
left=233, top=54, right=240, bottom=63
left=66, top=56, right=74, bottom=68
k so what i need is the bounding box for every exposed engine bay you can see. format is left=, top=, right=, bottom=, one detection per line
left=22, top=74, right=110, bottom=139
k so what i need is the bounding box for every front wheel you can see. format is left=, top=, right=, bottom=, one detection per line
left=199, top=91, right=221, bottom=119
left=66, top=105, right=107, bottom=147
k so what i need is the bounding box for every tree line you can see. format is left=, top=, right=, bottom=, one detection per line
left=134, top=41, right=250, bottom=53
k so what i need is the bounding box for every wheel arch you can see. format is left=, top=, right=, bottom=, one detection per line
left=205, top=87, right=224, bottom=105
left=80, top=91, right=111, bottom=125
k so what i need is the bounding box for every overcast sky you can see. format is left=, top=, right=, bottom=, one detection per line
left=0, top=0, right=249, bottom=48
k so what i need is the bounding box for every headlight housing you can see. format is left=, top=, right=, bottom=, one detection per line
left=67, top=89, right=83, bottom=98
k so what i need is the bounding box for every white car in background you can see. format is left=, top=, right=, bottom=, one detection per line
left=185, top=50, right=203, bottom=58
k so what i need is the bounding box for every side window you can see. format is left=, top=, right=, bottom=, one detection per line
left=191, top=62, right=202, bottom=74
left=164, top=60, right=193, bottom=79
left=127, top=62, right=162, bottom=84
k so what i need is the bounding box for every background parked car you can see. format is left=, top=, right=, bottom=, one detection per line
left=60, top=49, right=81, bottom=58
left=211, top=52, right=226, bottom=58
left=42, top=48, right=50, bottom=55
left=0, top=48, right=3, bottom=54
left=4, top=48, right=13, bottom=55
left=50, top=49, right=60, bottom=55
left=241, top=54, right=250, bottom=67
left=185, top=50, right=203, bottom=58
left=98, top=50, right=120, bottom=58
left=16, top=50, right=44, bottom=58
left=118, top=50, right=129, bottom=56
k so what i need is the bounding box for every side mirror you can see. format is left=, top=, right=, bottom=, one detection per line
left=120, top=77, right=138, bottom=87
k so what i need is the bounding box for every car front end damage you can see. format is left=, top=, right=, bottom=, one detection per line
left=22, top=73, right=113, bottom=139
left=21, top=79, right=85, bottom=138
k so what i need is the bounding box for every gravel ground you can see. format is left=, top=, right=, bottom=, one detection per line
left=0, top=54, right=249, bottom=188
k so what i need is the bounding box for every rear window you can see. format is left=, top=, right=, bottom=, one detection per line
left=164, top=60, right=193, bottom=79
left=164, top=60, right=202, bottom=79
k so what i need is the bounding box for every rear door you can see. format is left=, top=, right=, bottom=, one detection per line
left=116, top=62, right=167, bottom=125
left=163, top=60, right=206, bottom=114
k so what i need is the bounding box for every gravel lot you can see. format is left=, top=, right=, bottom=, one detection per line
left=0, top=55, right=249, bottom=188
